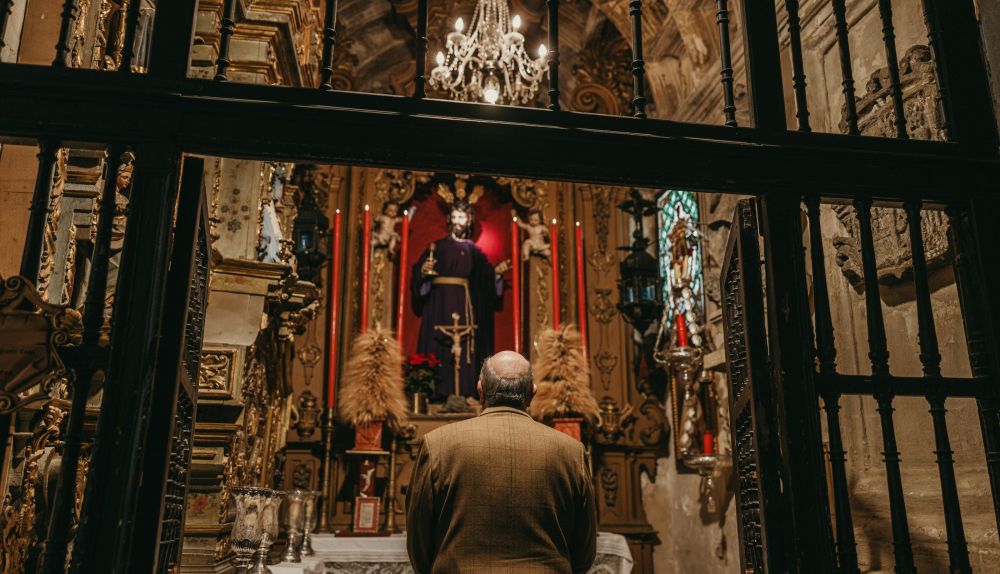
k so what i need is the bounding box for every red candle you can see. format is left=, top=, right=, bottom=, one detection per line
left=396, top=209, right=410, bottom=346
left=703, top=431, right=714, bottom=455
left=550, top=219, right=560, bottom=330
left=360, top=204, right=371, bottom=333
left=676, top=313, right=688, bottom=347
left=326, top=209, right=343, bottom=409
left=511, top=217, right=522, bottom=353
left=574, top=221, right=588, bottom=360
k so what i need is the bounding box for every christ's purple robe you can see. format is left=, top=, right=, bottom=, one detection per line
left=411, top=236, right=503, bottom=398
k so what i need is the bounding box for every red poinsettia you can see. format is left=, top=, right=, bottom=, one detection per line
left=404, top=353, right=441, bottom=396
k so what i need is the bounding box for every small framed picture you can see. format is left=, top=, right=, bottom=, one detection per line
left=353, top=496, right=381, bottom=534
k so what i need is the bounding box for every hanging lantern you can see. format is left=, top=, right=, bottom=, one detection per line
left=616, top=190, right=663, bottom=335
left=293, top=188, right=330, bottom=283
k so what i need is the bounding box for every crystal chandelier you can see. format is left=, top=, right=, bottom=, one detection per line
left=429, top=0, right=549, bottom=105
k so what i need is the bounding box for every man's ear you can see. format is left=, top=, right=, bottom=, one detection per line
left=532, top=383, right=537, bottom=396
left=477, top=379, right=483, bottom=397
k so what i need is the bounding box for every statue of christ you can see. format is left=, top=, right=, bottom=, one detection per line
left=410, top=201, right=509, bottom=399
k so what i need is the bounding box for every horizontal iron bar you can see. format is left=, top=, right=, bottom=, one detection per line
left=1, top=64, right=999, bottom=199
left=817, top=373, right=993, bottom=398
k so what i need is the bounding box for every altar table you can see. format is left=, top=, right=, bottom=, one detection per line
left=273, top=531, right=633, bottom=574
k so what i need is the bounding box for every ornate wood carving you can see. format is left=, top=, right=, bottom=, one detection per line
left=0, top=402, right=65, bottom=574
left=571, top=21, right=633, bottom=116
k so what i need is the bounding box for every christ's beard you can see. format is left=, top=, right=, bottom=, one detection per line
left=449, top=222, right=471, bottom=239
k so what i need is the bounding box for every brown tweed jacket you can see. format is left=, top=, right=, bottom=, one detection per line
left=406, top=406, right=598, bottom=574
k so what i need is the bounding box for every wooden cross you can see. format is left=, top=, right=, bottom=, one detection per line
left=434, top=312, right=477, bottom=396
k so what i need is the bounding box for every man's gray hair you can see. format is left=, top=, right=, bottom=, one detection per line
left=479, top=356, right=533, bottom=409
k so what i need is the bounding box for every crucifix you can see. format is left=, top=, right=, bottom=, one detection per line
left=434, top=312, right=477, bottom=397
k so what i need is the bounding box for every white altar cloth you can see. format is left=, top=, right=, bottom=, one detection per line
left=299, top=531, right=633, bottom=574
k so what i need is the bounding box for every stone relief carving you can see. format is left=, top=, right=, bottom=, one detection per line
left=830, top=206, right=950, bottom=292
left=831, top=45, right=951, bottom=292
left=844, top=46, right=945, bottom=141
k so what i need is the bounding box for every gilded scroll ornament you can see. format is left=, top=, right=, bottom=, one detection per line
left=198, top=350, right=233, bottom=392
left=593, top=352, right=618, bottom=391
left=499, top=178, right=549, bottom=212
left=0, top=275, right=81, bottom=414
left=570, top=23, right=633, bottom=116
left=37, top=149, right=69, bottom=301
left=599, top=466, right=619, bottom=508
left=0, top=402, right=65, bottom=574
left=586, top=187, right=615, bottom=274
left=590, top=289, right=616, bottom=325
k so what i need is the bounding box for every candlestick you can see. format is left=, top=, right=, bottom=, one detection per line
left=396, top=209, right=410, bottom=346
left=574, top=221, right=587, bottom=360
left=326, top=209, right=342, bottom=409
left=676, top=313, right=688, bottom=347
left=361, top=204, right=371, bottom=333
left=511, top=217, right=522, bottom=353
left=703, top=431, right=714, bottom=455
left=550, top=218, right=560, bottom=330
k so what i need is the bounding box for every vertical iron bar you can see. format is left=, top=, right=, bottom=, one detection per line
left=42, top=147, right=127, bottom=574
left=0, top=0, right=13, bottom=52
left=69, top=143, right=182, bottom=574
left=831, top=0, right=859, bottom=135
left=804, top=196, right=836, bottom=374
left=759, top=193, right=837, bottom=570
left=147, top=0, right=198, bottom=81
left=947, top=202, right=1000, bottom=534
left=21, top=141, right=59, bottom=282
left=877, top=0, right=907, bottom=139
left=118, top=0, right=145, bottom=73
left=52, top=0, right=78, bottom=67
left=921, top=0, right=998, bottom=149
left=784, top=0, right=810, bottom=131
left=854, top=197, right=915, bottom=573
left=716, top=0, right=737, bottom=127
left=546, top=0, right=560, bottom=111
left=737, top=0, right=785, bottom=130
left=805, top=196, right=858, bottom=573
left=628, top=1, right=646, bottom=118
left=413, top=0, right=427, bottom=99
left=319, top=0, right=340, bottom=90
left=214, top=0, right=237, bottom=82
left=905, top=201, right=970, bottom=572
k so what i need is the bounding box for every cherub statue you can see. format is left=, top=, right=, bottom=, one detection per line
left=373, top=201, right=402, bottom=255
left=512, top=209, right=550, bottom=261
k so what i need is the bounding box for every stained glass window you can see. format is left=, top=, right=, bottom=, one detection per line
left=658, top=190, right=704, bottom=345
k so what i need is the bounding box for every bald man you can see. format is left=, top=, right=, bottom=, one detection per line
left=406, top=351, right=598, bottom=573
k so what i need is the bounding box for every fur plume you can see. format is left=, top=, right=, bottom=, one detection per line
left=529, top=325, right=600, bottom=423
left=338, top=327, right=409, bottom=432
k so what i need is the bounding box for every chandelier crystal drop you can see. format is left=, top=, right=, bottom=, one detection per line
left=430, top=0, right=549, bottom=105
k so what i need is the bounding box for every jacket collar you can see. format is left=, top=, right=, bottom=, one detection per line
left=479, top=406, right=532, bottom=419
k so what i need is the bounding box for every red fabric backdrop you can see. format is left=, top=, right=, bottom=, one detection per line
left=396, top=190, right=515, bottom=361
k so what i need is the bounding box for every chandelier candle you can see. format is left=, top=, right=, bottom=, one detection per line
left=551, top=218, right=560, bottom=329
left=511, top=217, right=522, bottom=353
left=575, top=221, right=587, bottom=360
left=361, top=204, right=371, bottom=333
left=327, top=209, right=343, bottom=409
left=397, top=210, right=410, bottom=346
left=429, top=0, right=549, bottom=105
left=676, top=312, right=688, bottom=347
